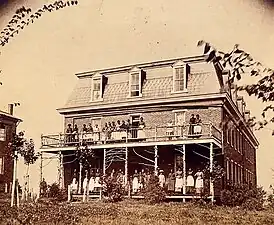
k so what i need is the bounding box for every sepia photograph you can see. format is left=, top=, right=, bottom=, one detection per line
left=0, top=0, right=274, bottom=224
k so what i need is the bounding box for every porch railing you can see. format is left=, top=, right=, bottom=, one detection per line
left=41, top=123, right=221, bottom=148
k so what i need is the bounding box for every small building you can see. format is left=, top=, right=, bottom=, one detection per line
left=0, top=104, right=22, bottom=193
left=41, top=55, right=258, bottom=200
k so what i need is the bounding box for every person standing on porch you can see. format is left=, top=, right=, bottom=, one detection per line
left=94, top=169, right=101, bottom=192
left=82, top=171, right=89, bottom=200
left=88, top=171, right=95, bottom=193
left=132, top=170, right=139, bottom=194
left=194, top=169, right=204, bottom=195
left=71, top=169, right=78, bottom=194
left=189, top=114, right=196, bottom=135
left=186, top=168, right=195, bottom=194
left=158, top=170, right=166, bottom=188
left=175, top=168, right=183, bottom=193
left=167, top=169, right=175, bottom=193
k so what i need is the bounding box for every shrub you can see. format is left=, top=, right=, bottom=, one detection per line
left=48, top=183, right=67, bottom=202
left=142, top=174, right=166, bottom=204
left=102, top=175, right=125, bottom=203
left=220, top=184, right=266, bottom=210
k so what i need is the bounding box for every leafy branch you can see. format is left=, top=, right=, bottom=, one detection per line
left=197, top=40, right=274, bottom=134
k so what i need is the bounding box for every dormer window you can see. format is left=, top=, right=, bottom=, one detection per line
left=172, top=61, right=189, bottom=92
left=129, top=67, right=144, bottom=97
left=91, top=73, right=106, bottom=101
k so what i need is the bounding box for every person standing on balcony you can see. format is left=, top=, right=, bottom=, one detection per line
left=166, top=120, right=174, bottom=140
left=102, top=123, right=108, bottom=141
left=194, top=115, right=202, bottom=135
left=73, top=124, right=79, bottom=143
left=189, top=114, right=196, bottom=135
left=93, top=124, right=100, bottom=142
left=138, top=117, right=146, bottom=139
left=66, top=124, right=73, bottom=143
left=87, top=123, right=93, bottom=141
left=82, top=124, right=88, bottom=141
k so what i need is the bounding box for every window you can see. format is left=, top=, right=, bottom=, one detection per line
left=91, top=73, right=106, bottom=101
left=172, top=61, right=189, bottom=92
left=92, top=78, right=102, bottom=101
left=130, top=72, right=141, bottom=97
left=0, top=157, right=4, bottom=175
left=226, top=158, right=230, bottom=181
left=0, top=127, right=6, bottom=141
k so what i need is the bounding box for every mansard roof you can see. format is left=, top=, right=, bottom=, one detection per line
left=61, top=55, right=224, bottom=111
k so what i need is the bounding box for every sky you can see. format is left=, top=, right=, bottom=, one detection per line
left=0, top=0, right=273, bottom=191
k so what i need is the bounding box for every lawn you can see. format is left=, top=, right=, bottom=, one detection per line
left=1, top=200, right=274, bottom=225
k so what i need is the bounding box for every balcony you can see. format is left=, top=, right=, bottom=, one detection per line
left=41, top=123, right=222, bottom=151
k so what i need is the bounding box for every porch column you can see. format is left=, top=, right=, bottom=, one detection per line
left=103, top=149, right=106, bottom=176
left=209, top=142, right=214, bottom=203
left=182, top=144, right=186, bottom=200
left=154, top=145, right=158, bottom=175
left=125, top=147, right=128, bottom=185
left=38, top=151, right=43, bottom=198
left=58, top=151, right=64, bottom=189
left=78, top=161, right=82, bottom=194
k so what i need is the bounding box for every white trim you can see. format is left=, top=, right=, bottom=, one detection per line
left=90, top=73, right=103, bottom=102
left=128, top=67, right=142, bottom=98
left=172, top=62, right=188, bottom=93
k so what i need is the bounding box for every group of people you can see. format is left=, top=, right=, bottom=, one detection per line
left=70, top=167, right=204, bottom=196
left=189, top=114, right=202, bottom=135
left=70, top=169, right=102, bottom=194
left=65, top=117, right=146, bottom=143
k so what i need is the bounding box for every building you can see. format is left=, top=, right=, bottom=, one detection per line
left=40, top=55, right=258, bottom=200
left=0, top=104, right=22, bottom=193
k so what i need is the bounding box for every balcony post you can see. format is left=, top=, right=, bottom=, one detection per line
left=78, top=161, right=82, bottom=194
left=209, top=142, right=214, bottom=203
left=103, top=149, right=106, bottom=176
left=182, top=144, right=186, bottom=202
left=154, top=145, right=158, bottom=175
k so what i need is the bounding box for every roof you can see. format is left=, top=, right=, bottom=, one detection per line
left=0, top=110, right=22, bottom=122
left=61, top=55, right=222, bottom=111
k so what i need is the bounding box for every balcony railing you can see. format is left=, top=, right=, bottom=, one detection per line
left=41, top=123, right=221, bottom=148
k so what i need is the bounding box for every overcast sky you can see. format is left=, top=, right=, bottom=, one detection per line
left=0, top=0, right=273, bottom=191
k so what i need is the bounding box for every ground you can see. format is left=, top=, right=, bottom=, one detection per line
left=1, top=199, right=274, bottom=225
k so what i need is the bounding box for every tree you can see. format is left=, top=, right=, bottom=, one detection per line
left=0, top=0, right=79, bottom=85
left=8, top=131, right=25, bottom=207
left=197, top=40, right=274, bottom=134
left=0, top=0, right=79, bottom=207
left=21, top=138, right=39, bottom=201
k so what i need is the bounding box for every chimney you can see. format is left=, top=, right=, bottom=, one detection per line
left=222, top=70, right=230, bottom=92
left=244, top=110, right=250, bottom=123
left=8, top=104, right=13, bottom=115
left=231, top=84, right=238, bottom=104
left=237, top=97, right=244, bottom=115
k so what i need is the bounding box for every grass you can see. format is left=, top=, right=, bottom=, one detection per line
left=1, top=199, right=274, bottom=225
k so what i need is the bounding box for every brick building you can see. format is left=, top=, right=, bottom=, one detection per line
left=41, top=55, right=258, bottom=200
left=0, top=105, right=22, bottom=192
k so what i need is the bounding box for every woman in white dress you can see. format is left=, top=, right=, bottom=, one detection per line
left=132, top=170, right=139, bottom=194
left=158, top=170, right=166, bottom=188
left=71, top=170, right=78, bottom=194
left=175, top=168, right=183, bottom=193
left=186, top=168, right=195, bottom=194
left=82, top=172, right=89, bottom=201
left=93, top=124, right=100, bottom=142
left=195, top=169, right=204, bottom=195
left=88, top=172, right=95, bottom=193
